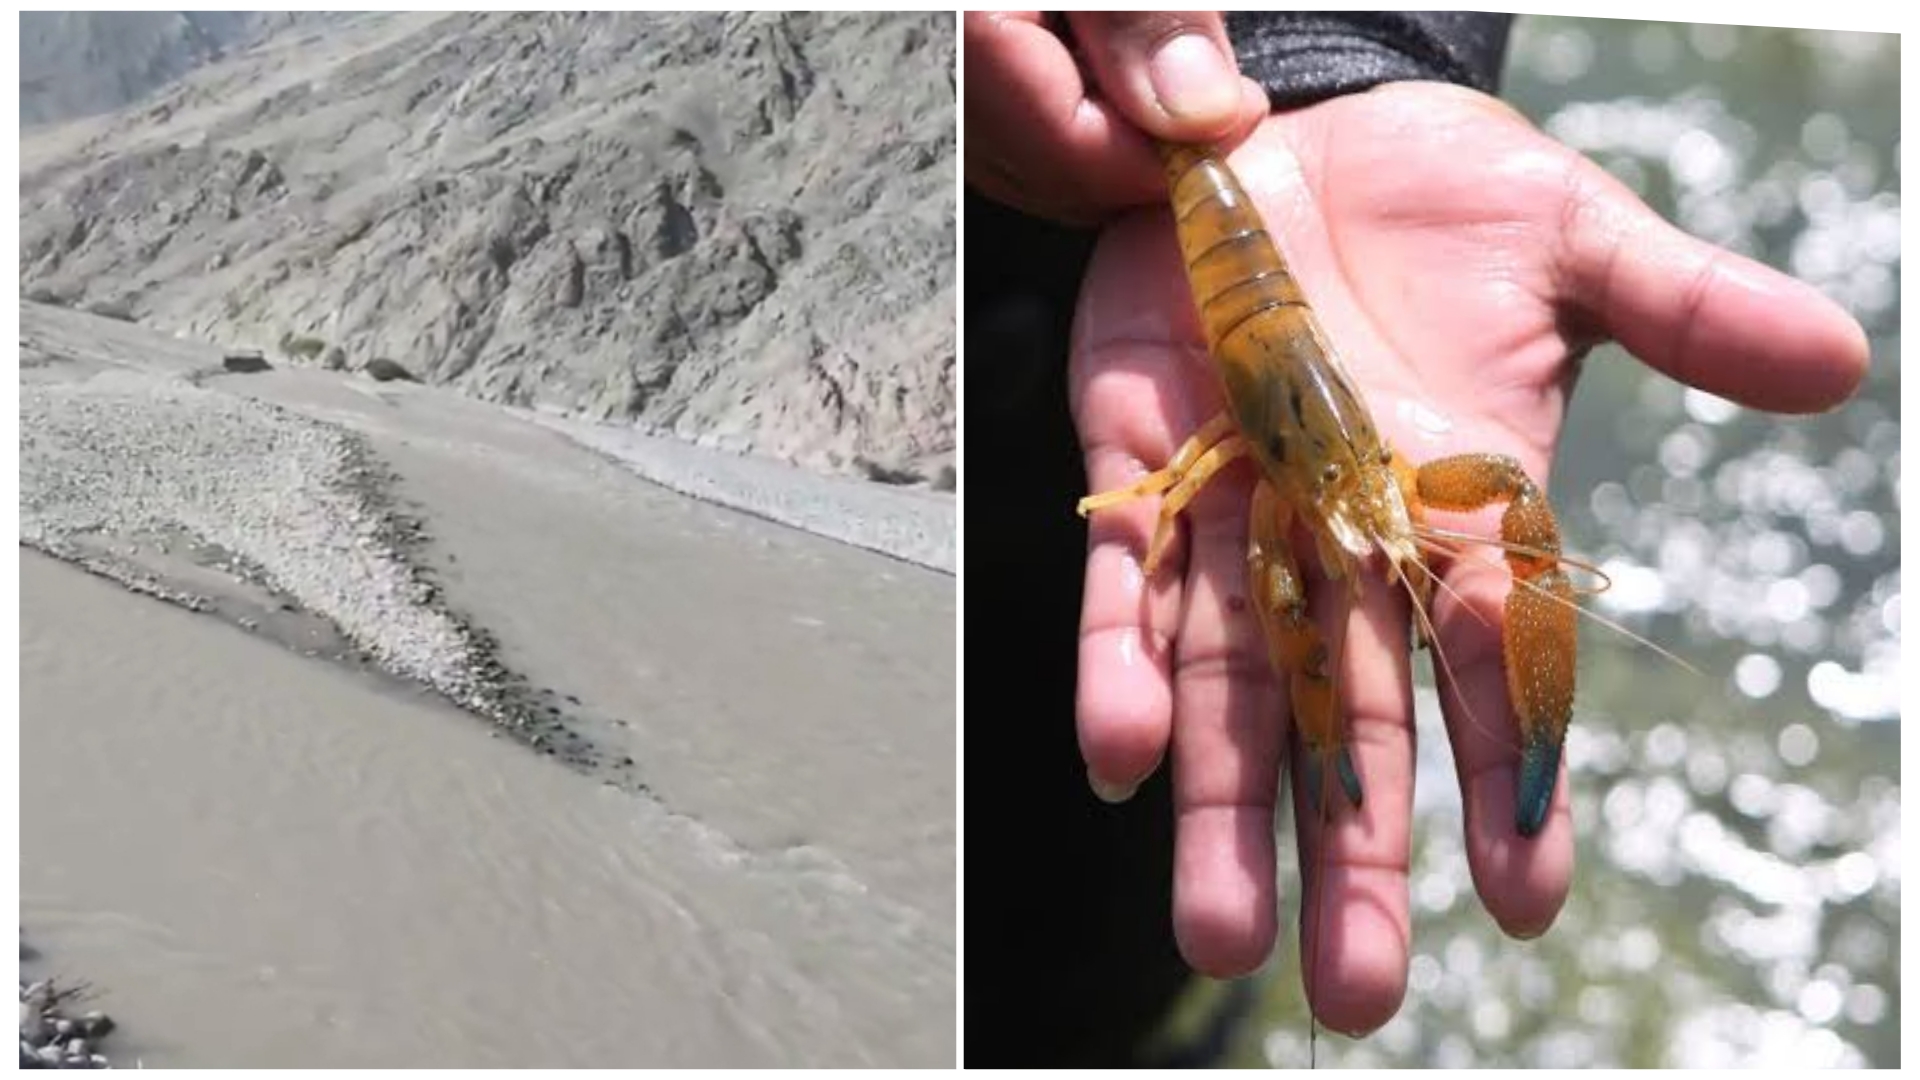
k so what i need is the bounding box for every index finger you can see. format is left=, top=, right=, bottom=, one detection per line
left=964, top=11, right=1164, bottom=217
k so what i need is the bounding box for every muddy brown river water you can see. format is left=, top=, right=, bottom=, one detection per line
left=18, top=304, right=955, bottom=1068
left=21, top=554, right=950, bottom=1067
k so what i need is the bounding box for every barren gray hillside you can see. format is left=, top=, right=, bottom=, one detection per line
left=20, top=11, right=955, bottom=484
left=20, top=11, right=327, bottom=127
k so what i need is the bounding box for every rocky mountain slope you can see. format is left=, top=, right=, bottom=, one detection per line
left=20, top=12, right=955, bottom=484
left=20, top=11, right=323, bottom=127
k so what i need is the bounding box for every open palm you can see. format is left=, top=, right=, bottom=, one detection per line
left=1069, top=83, right=1865, bottom=1035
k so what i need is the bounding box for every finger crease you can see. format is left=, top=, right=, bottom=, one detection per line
left=1173, top=649, right=1275, bottom=685
left=1080, top=622, right=1175, bottom=656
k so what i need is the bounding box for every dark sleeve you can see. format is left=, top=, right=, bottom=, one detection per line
left=1226, top=11, right=1514, bottom=110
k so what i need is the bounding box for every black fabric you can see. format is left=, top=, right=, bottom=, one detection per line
left=1228, top=11, right=1513, bottom=109
left=964, top=192, right=1189, bottom=1067
left=964, top=12, right=1513, bottom=1066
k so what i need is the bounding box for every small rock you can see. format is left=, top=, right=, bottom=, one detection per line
left=52, top=1017, right=73, bottom=1039
left=35, top=1044, right=61, bottom=1065
left=67, top=1038, right=86, bottom=1058
left=361, top=358, right=419, bottom=383
left=20, top=1002, right=48, bottom=1043
left=77, top=1012, right=113, bottom=1040
left=223, top=351, right=272, bottom=374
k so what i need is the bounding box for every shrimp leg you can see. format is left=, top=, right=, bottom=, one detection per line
left=1249, top=480, right=1361, bottom=811
left=1077, top=412, right=1246, bottom=576
left=1411, top=453, right=1575, bottom=837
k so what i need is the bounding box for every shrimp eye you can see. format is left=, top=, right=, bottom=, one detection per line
left=1379, top=447, right=1393, bottom=465
left=1322, top=463, right=1340, bottom=484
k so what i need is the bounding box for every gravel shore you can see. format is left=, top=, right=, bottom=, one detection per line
left=23, top=372, right=477, bottom=690
left=19, top=938, right=116, bottom=1070
left=525, top=409, right=956, bottom=574
left=21, top=368, right=600, bottom=767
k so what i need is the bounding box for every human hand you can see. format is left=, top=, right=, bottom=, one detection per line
left=964, top=11, right=1268, bottom=225
left=1070, top=83, right=1868, bottom=1035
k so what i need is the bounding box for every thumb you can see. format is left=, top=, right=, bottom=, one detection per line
left=1557, top=161, right=1870, bottom=414
left=1065, top=12, right=1267, bottom=144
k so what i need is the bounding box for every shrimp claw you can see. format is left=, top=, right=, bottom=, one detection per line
left=1412, top=453, right=1576, bottom=837
left=1249, top=480, right=1363, bottom=810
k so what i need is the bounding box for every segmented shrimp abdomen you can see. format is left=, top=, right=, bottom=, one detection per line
left=1157, top=144, right=1311, bottom=361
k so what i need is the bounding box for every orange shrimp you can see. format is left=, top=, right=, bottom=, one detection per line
left=1076, top=136, right=1591, bottom=1055
left=1078, top=139, right=1580, bottom=837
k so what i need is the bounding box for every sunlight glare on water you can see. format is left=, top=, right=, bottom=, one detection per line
left=1248, top=17, right=1899, bottom=1070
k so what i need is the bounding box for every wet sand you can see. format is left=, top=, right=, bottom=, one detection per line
left=19, top=303, right=954, bottom=1067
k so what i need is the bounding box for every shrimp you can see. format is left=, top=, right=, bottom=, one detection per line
left=1076, top=139, right=1580, bottom=839
left=1077, top=137, right=1588, bottom=1055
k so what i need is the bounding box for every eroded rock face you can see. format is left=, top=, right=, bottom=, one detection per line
left=20, top=12, right=954, bottom=485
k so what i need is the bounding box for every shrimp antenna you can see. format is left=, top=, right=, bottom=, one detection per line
left=1411, top=524, right=1696, bottom=676
left=1411, top=523, right=1614, bottom=596
left=1387, top=554, right=1507, bottom=747
left=1507, top=571, right=1702, bottom=676
left=1406, top=532, right=1496, bottom=631
left=1306, top=580, right=1359, bottom=1070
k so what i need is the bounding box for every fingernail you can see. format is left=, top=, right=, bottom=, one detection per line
left=1339, top=1020, right=1385, bottom=1040
left=1148, top=34, right=1239, bottom=126
left=1089, top=771, right=1139, bottom=804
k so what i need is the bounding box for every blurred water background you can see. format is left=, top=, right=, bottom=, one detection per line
left=1176, top=16, right=1898, bottom=1069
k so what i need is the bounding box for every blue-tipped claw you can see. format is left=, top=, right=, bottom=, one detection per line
left=1303, top=745, right=1364, bottom=814
left=1336, top=746, right=1362, bottom=809
left=1516, top=734, right=1562, bottom=838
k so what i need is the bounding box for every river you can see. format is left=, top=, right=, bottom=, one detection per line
left=18, top=303, right=955, bottom=1067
